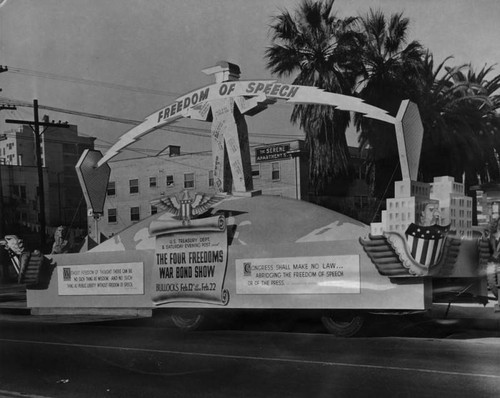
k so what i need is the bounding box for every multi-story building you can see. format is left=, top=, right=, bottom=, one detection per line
left=252, top=140, right=308, bottom=199
left=0, top=119, right=95, bottom=238
left=91, top=140, right=308, bottom=239
left=0, top=164, right=46, bottom=232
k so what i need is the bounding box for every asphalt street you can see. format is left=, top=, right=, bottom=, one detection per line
left=0, top=313, right=500, bottom=398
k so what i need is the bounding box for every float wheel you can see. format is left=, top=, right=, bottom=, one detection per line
left=171, top=313, right=206, bottom=331
left=321, top=312, right=365, bottom=337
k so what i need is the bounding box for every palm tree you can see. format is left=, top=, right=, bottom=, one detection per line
left=450, top=63, right=500, bottom=186
left=265, top=0, right=363, bottom=193
left=416, top=54, right=500, bottom=190
left=355, top=9, right=425, bottom=198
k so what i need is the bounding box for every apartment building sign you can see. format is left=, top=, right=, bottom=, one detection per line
left=255, top=143, right=290, bottom=162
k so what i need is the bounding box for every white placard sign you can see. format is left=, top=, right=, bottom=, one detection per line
left=57, top=262, right=144, bottom=295
left=236, top=255, right=360, bottom=295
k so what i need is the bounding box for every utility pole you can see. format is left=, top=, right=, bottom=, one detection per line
left=0, top=65, right=15, bottom=239
left=0, top=106, right=17, bottom=239
left=5, top=100, right=69, bottom=251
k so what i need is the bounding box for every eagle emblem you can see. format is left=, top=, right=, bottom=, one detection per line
left=151, top=190, right=225, bottom=224
left=0, top=235, right=25, bottom=256
left=0, top=235, right=44, bottom=284
left=359, top=223, right=461, bottom=277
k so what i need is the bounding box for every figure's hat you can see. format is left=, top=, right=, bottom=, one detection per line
left=202, top=61, right=241, bottom=83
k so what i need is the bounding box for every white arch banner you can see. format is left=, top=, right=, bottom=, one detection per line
left=97, top=80, right=397, bottom=167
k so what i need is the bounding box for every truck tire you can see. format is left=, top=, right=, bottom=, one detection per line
left=321, top=312, right=364, bottom=337
left=171, top=313, right=206, bottom=331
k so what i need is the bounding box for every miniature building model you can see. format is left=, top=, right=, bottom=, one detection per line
left=371, top=176, right=473, bottom=238
left=371, top=179, right=428, bottom=235
left=430, top=176, right=473, bottom=238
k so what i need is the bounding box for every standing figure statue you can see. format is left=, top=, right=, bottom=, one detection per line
left=51, top=226, right=70, bottom=254
left=488, top=218, right=500, bottom=261
left=485, top=218, right=500, bottom=298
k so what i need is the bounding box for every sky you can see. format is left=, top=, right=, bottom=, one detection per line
left=0, top=0, right=499, bottom=159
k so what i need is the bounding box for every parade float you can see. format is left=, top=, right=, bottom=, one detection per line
left=3, top=62, right=499, bottom=336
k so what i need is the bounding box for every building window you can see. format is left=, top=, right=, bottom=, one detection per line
left=149, top=176, right=157, bottom=188
left=129, top=179, right=139, bottom=194
left=10, top=184, right=18, bottom=197
left=166, top=175, right=174, bottom=187
left=271, top=162, right=280, bottom=181
left=251, top=164, right=260, bottom=178
left=62, top=143, right=77, bottom=154
left=20, top=185, right=26, bottom=202
left=354, top=196, right=368, bottom=208
left=151, top=205, right=158, bottom=215
left=208, top=170, right=214, bottom=187
left=131, top=206, right=140, bottom=222
left=107, top=181, right=116, bottom=196
left=108, top=208, right=117, bottom=223
left=184, top=173, right=195, bottom=189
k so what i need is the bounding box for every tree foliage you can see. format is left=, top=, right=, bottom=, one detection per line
left=266, top=0, right=500, bottom=198
left=417, top=55, right=500, bottom=188
left=355, top=9, right=426, bottom=197
left=265, top=0, right=363, bottom=192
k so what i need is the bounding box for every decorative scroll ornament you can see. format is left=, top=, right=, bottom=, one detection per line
left=150, top=190, right=230, bottom=307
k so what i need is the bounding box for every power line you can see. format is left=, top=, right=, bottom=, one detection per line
left=2, top=114, right=305, bottom=192
left=1, top=96, right=304, bottom=163
left=4, top=65, right=293, bottom=109
left=0, top=97, right=142, bottom=125
left=0, top=96, right=304, bottom=140
left=6, top=66, right=181, bottom=97
left=2, top=112, right=299, bottom=164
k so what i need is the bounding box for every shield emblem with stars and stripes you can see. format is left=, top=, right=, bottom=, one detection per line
left=180, top=198, right=192, bottom=220
left=405, top=223, right=450, bottom=266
